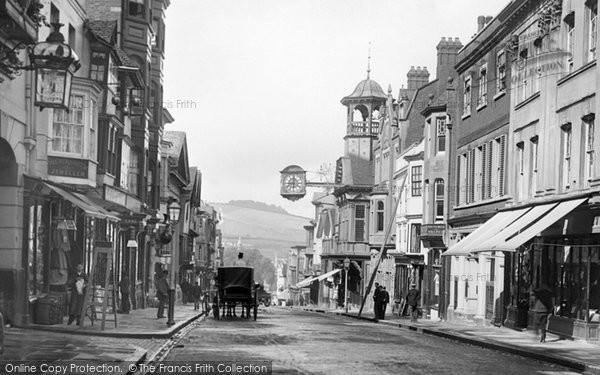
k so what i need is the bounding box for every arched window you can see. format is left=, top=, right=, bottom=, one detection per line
left=434, top=179, right=445, bottom=221
left=376, top=201, right=385, bottom=232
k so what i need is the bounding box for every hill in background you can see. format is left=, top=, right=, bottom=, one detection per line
left=211, top=200, right=311, bottom=259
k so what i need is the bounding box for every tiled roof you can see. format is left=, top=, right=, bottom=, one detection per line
left=115, top=46, right=138, bottom=68
left=87, top=20, right=117, bottom=45
left=162, top=131, right=186, bottom=160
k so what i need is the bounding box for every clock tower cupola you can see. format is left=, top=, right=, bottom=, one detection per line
left=341, top=58, right=387, bottom=162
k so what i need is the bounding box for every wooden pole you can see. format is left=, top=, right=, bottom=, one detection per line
left=358, top=175, right=405, bottom=317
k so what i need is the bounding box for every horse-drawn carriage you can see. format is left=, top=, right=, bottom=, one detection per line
left=213, top=267, right=258, bottom=321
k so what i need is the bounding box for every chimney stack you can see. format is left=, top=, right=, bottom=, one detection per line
left=436, top=37, right=463, bottom=83
left=407, top=66, right=430, bottom=92
left=477, top=15, right=486, bottom=32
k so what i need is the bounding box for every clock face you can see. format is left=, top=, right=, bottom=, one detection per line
left=283, top=174, right=304, bottom=193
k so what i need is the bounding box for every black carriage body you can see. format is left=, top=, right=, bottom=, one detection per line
left=214, top=267, right=258, bottom=320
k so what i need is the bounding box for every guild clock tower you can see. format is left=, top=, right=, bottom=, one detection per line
left=340, top=66, right=388, bottom=161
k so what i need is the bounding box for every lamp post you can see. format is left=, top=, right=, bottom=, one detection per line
left=344, top=257, right=350, bottom=313
left=166, top=200, right=181, bottom=326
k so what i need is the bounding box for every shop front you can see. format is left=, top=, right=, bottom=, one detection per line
left=21, top=177, right=120, bottom=326
left=504, top=199, right=600, bottom=341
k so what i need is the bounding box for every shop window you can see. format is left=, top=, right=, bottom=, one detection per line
left=27, top=204, right=45, bottom=297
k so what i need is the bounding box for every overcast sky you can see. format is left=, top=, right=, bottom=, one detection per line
left=163, top=0, right=508, bottom=219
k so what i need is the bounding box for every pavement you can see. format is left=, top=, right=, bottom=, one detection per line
left=293, top=305, right=600, bottom=374
left=25, top=302, right=206, bottom=338
left=0, top=304, right=207, bottom=369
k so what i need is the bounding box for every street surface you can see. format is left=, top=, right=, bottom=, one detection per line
left=163, top=307, right=581, bottom=375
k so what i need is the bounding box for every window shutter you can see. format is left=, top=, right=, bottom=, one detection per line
left=481, top=144, right=487, bottom=200
left=456, top=155, right=462, bottom=204
left=469, top=149, right=476, bottom=203
left=487, top=140, right=494, bottom=198
left=499, top=135, right=506, bottom=196
left=355, top=204, right=365, bottom=242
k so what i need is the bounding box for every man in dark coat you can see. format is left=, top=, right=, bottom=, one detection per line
left=373, top=283, right=381, bottom=319
left=68, top=264, right=87, bottom=325
left=406, top=284, right=421, bottom=322
left=380, top=286, right=390, bottom=320
left=119, top=273, right=131, bottom=314
left=192, top=282, right=202, bottom=311
left=533, top=284, right=554, bottom=343
left=156, top=270, right=170, bottom=319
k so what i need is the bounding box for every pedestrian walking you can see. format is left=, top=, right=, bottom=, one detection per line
left=406, top=284, right=421, bottom=322
left=373, top=282, right=381, bottom=319
left=119, top=273, right=131, bottom=314
left=380, top=286, right=390, bottom=320
left=156, top=270, right=170, bottom=319
left=68, top=264, right=87, bottom=325
left=192, top=282, right=202, bottom=310
left=533, top=284, right=554, bottom=343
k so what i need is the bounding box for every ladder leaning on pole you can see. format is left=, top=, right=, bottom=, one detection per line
left=79, top=241, right=118, bottom=330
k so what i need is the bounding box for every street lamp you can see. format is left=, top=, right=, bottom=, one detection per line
left=344, top=257, right=350, bottom=314
left=0, top=23, right=81, bottom=110
left=166, top=200, right=181, bottom=326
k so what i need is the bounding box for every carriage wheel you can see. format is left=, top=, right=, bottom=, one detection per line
left=253, top=303, right=257, bottom=321
left=264, top=298, right=271, bottom=307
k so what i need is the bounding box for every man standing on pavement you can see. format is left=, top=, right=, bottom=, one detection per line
left=156, top=270, right=170, bottom=319
left=119, top=273, right=131, bottom=314
left=406, top=284, right=421, bottom=322
left=192, top=282, right=202, bottom=311
left=373, top=282, right=381, bottom=319
left=380, top=286, right=390, bottom=320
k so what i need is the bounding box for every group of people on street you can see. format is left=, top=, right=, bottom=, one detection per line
left=372, top=282, right=421, bottom=322
left=372, top=283, right=390, bottom=320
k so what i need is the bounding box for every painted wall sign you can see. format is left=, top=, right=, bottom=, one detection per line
left=48, top=156, right=88, bottom=178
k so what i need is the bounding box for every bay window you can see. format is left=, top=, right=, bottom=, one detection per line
left=52, top=95, right=84, bottom=155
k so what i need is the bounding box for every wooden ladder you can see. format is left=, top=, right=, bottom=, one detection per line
left=79, top=242, right=118, bottom=330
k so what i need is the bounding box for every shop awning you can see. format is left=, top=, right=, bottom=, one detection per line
left=294, top=276, right=318, bottom=288
left=316, top=268, right=341, bottom=281
left=470, top=203, right=557, bottom=254
left=71, top=192, right=120, bottom=221
left=491, top=198, right=587, bottom=252
left=442, top=208, right=529, bottom=257
left=44, top=183, right=119, bottom=221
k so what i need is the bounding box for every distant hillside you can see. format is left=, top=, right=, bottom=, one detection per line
left=226, top=200, right=289, bottom=215
left=210, top=201, right=310, bottom=259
